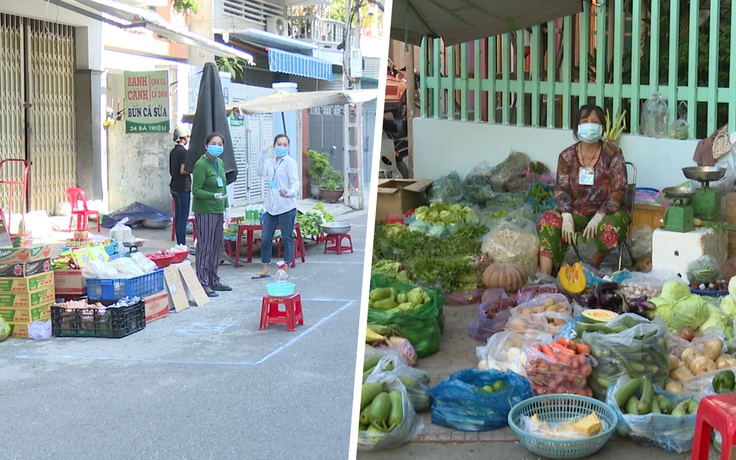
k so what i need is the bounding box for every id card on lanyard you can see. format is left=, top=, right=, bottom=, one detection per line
left=269, top=159, right=282, bottom=189
left=211, top=159, right=224, bottom=187
left=579, top=166, right=595, bottom=186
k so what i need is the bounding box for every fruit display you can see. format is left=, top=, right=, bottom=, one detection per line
left=557, top=262, right=586, bottom=294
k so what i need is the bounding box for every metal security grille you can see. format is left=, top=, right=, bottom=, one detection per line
left=0, top=14, right=76, bottom=215
left=0, top=15, right=26, bottom=218
left=27, top=19, right=76, bottom=213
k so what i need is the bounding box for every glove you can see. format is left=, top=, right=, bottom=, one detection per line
left=561, top=213, right=575, bottom=244
left=583, top=213, right=605, bottom=239
left=262, top=144, right=270, bottom=155
left=213, top=192, right=227, bottom=200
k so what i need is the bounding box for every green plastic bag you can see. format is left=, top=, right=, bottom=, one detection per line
left=368, top=275, right=445, bottom=358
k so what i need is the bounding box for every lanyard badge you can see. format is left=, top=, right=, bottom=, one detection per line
left=578, top=166, right=595, bottom=186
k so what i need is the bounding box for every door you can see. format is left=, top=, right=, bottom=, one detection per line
left=0, top=14, right=76, bottom=216
left=308, top=105, right=345, bottom=180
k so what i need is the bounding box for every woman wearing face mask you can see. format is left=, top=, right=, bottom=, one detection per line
left=538, top=104, right=629, bottom=275
left=252, top=134, right=300, bottom=279
left=191, top=132, right=231, bottom=297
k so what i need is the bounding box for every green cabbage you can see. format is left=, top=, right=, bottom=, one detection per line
left=697, top=304, right=728, bottom=333
left=722, top=295, right=736, bottom=318
left=729, top=276, right=736, bottom=299
left=661, top=280, right=692, bottom=300
left=668, top=294, right=710, bottom=331
left=0, top=317, right=9, bottom=341
left=650, top=296, right=676, bottom=322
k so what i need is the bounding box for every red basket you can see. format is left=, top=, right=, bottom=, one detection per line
left=170, top=250, right=189, bottom=263
left=146, top=253, right=176, bottom=268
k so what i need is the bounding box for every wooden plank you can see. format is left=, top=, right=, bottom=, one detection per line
left=687, top=0, right=699, bottom=137
left=648, top=0, right=660, bottom=95
left=579, top=3, right=590, bottom=107
left=515, top=30, right=525, bottom=126
left=595, top=2, right=606, bottom=107
left=488, top=36, right=497, bottom=123
left=501, top=34, right=511, bottom=125
left=460, top=42, right=468, bottom=121
left=530, top=25, right=541, bottom=127
left=562, top=15, right=572, bottom=129
left=707, top=0, right=720, bottom=135
left=612, top=0, right=623, bottom=122
left=546, top=21, right=555, bottom=128
left=630, top=0, right=642, bottom=135
left=433, top=38, right=441, bottom=119
left=473, top=39, right=482, bottom=123
left=447, top=44, right=455, bottom=121
left=667, top=0, right=680, bottom=137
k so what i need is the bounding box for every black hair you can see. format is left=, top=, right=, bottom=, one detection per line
left=205, top=132, right=225, bottom=145
left=273, top=134, right=290, bottom=146
left=572, top=104, right=606, bottom=141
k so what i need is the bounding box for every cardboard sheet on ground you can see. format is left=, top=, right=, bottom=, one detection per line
left=164, top=265, right=189, bottom=312
left=177, top=261, right=210, bottom=306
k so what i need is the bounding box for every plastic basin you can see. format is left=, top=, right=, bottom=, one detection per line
left=266, top=283, right=296, bottom=297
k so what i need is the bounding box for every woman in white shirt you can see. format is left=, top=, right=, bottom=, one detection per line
left=252, top=134, right=300, bottom=279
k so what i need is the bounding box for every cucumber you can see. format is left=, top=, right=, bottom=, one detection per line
left=387, top=391, right=403, bottom=430
left=657, top=394, right=673, bottom=415
left=650, top=393, right=661, bottom=414
left=671, top=399, right=689, bottom=417
left=623, top=316, right=638, bottom=328
left=369, top=392, right=392, bottom=428
left=614, top=378, right=642, bottom=408
left=636, top=379, right=654, bottom=415
left=359, top=406, right=371, bottom=425
left=363, top=354, right=385, bottom=372
left=361, top=382, right=383, bottom=410
left=687, top=398, right=699, bottom=415
left=626, top=395, right=640, bottom=415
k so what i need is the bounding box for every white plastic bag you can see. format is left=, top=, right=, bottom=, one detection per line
left=130, top=252, right=157, bottom=273
left=481, top=217, right=540, bottom=276
left=476, top=330, right=553, bottom=377
left=82, top=260, right=119, bottom=279
left=641, top=93, right=669, bottom=138
left=111, top=258, right=145, bottom=277
left=109, top=217, right=134, bottom=242
left=28, top=320, right=52, bottom=340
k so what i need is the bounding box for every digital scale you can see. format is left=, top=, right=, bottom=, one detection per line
left=662, top=166, right=726, bottom=232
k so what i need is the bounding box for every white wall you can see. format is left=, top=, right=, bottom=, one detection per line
left=413, top=118, right=705, bottom=190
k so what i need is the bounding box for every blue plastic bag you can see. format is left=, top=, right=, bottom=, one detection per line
left=428, top=369, right=533, bottom=431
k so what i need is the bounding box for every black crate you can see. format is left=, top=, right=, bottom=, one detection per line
left=51, top=299, right=145, bottom=338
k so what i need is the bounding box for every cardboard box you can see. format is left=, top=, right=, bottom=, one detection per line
left=54, top=269, right=87, bottom=295
left=0, top=287, right=55, bottom=308
left=0, top=244, right=52, bottom=264
left=632, top=203, right=665, bottom=232
left=0, top=302, right=52, bottom=323
left=0, top=272, right=55, bottom=293
left=376, top=179, right=433, bottom=223
left=7, top=322, right=31, bottom=339
left=144, top=290, right=169, bottom=323
left=0, top=258, right=51, bottom=277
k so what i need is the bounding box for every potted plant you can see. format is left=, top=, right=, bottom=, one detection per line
left=307, top=149, right=329, bottom=198
left=319, top=166, right=344, bottom=203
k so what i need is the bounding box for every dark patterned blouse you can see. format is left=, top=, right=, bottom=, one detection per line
left=554, top=141, right=628, bottom=217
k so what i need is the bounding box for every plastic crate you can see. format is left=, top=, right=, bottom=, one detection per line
left=86, top=269, right=164, bottom=301
left=51, top=299, right=145, bottom=338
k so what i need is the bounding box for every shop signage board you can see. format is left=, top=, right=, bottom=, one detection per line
left=123, top=70, right=170, bottom=134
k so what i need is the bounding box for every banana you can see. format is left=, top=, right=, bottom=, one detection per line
left=365, top=327, right=386, bottom=343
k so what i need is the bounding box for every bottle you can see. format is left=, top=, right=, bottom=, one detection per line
left=246, top=205, right=253, bottom=224
left=275, top=261, right=287, bottom=283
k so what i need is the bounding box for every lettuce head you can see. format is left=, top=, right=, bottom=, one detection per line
left=722, top=295, right=736, bottom=318
left=661, top=280, right=692, bottom=301
left=650, top=296, right=676, bottom=323
left=697, top=304, right=728, bottom=333
left=668, top=294, right=710, bottom=331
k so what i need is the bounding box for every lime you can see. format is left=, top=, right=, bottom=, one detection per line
left=481, top=385, right=495, bottom=393
left=493, top=380, right=505, bottom=391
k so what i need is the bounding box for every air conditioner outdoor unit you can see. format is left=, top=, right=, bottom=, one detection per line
left=266, top=17, right=287, bottom=36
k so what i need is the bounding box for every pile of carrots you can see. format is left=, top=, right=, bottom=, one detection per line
left=525, top=337, right=594, bottom=397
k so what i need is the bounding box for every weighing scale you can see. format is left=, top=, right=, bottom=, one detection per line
left=662, top=186, right=696, bottom=232
left=122, top=239, right=144, bottom=256
left=682, top=166, right=726, bottom=221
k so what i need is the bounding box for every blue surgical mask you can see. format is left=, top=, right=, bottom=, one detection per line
left=207, top=145, right=224, bottom=157
left=578, top=123, right=603, bottom=144
left=274, top=146, right=289, bottom=158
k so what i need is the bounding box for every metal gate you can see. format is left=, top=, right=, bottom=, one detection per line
left=229, top=111, right=273, bottom=207
left=308, top=105, right=346, bottom=178
left=0, top=14, right=76, bottom=215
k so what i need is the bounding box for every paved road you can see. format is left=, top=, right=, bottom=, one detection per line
left=1, top=203, right=368, bottom=460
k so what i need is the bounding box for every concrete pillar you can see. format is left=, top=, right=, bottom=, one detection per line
left=74, top=68, right=104, bottom=200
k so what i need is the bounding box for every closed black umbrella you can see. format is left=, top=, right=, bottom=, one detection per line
left=186, top=62, right=238, bottom=184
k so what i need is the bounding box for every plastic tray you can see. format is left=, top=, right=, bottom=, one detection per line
left=691, top=288, right=729, bottom=297
left=51, top=299, right=145, bottom=338
left=86, top=269, right=164, bottom=301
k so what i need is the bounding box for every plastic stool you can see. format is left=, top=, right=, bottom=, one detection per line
left=324, top=234, right=353, bottom=255
left=692, top=393, right=736, bottom=460
left=259, top=293, right=304, bottom=331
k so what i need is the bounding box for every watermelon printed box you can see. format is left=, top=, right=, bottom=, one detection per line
left=0, top=287, right=55, bottom=307
left=0, top=245, right=52, bottom=264
left=0, top=258, right=51, bottom=277
left=0, top=272, right=55, bottom=292
left=0, top=302, right=52, bottom=322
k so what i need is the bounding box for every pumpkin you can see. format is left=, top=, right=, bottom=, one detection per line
left=558, top=262, right=586, bottom=294
left=482, top=262, right=528, bottom=293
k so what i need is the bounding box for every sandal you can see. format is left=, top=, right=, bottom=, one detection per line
left=211, top=284, right=232, bottom=291
left=251, top=273, right=271, bottom=280
left=205, top=288, right=219, bottom=298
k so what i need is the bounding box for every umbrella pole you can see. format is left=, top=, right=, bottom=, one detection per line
left=281, top=112, right=287, bottom=138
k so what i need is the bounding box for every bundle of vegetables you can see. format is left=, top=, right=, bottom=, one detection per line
left=427, top=170, right=465, bottom=204
left=358, top=378, right=422, bottom=451
left=412, top=203, right=472, bottom=226
left=362, top=353, right=432, bottom=411
left=505, top=161, right=553, bottom=194
left=605, top=375, right=699, bottom=453
left=582, top=314, right=669, bottom=400
left=523, top=180, right=557, bottom=213
left=370, top=260, right=409, bottom=283
left=368, top=286, right=431, bottom=313
left=372, top=222, right=486, bottom=293
left=572, top=281, right=656, bottom=318
left=524, top=337, right=594, bottom=396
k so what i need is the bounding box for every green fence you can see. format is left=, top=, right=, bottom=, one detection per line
left=420, top=0, right=736, bottom=139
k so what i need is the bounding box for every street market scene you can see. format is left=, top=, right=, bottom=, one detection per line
left=0, top=0, right=382, bottom=457
left=356, top=0, right=736, bottom=459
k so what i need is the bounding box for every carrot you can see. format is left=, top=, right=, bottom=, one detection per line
left=534, top=343, right=543, bottom=351
left=556, top=336, right=572, bottom=347
left=541, top=344, right=556, bottom=360
left=575, top=343, right=591, bottom=354
left=580, top=364, right=592, bottom=377
left=577, top=355, right=588, bottom=367
left=549, top=342, right=575, bottom=356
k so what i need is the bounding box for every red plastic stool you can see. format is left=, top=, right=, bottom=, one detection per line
left=259, top=293, right=304, bottom=331
left=323, top=234, right=353, bottom=255
left=692, top=393, right=736, bottom=460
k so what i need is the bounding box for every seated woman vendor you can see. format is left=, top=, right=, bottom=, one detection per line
left=538, top=104, right=630, bottom=275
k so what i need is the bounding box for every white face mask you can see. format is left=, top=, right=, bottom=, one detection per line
left=578, top=123, right=603, bottom=143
